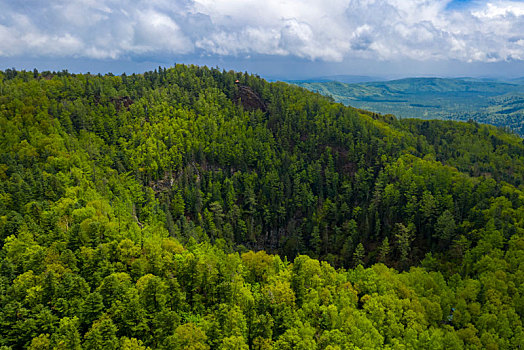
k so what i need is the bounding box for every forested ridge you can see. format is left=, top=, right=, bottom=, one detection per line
left=0, top=65, right=522, bottom=349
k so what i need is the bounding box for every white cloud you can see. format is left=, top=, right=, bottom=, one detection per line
left=473, top=1, right=524, bottom=18
left=132, top=10, right=193, bottom=54
left=0, top=0, right=523, bottom=63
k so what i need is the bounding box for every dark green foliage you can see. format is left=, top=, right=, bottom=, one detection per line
left=0, top=66, right=522, bottom=348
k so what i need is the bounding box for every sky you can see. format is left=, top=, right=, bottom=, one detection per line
left=0, top=0, right=523, bottom=79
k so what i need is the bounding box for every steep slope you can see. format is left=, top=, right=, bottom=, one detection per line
left=0, top=66, right=522, bottom=349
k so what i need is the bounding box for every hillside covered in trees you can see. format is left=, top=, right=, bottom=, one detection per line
left=293, top=78, right=524, bottom=136
left=0, top=65, right=522, bottom=349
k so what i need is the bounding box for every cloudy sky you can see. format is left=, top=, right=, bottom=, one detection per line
left=1, top=0, right=523, bottom=79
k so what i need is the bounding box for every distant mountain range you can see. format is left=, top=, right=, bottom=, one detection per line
left=292, top=77, right=524, bottom=136
left=286, top=74, right=384, bottom=84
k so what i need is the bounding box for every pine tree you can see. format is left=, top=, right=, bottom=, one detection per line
left=353, top=243, right=365, bottom=267
left=378, top=237, right=390, bottom=263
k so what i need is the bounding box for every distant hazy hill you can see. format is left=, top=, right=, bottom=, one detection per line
left=286, top=74, right=383, bottom=84
left=294, top=77, right=524, bottom=135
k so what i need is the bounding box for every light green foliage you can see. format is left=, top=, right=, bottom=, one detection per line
left=218, top=335, right=249, bottom=350
left=52, top=317, right=82, bottom=350
left=165, top=323, right=210, bottom=350
left=120, top=337, right=151, bottom=350
left=28, top=334, right=51, bottom=350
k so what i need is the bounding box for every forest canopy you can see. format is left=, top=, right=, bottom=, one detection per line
left=0, top=65, right=522, bottom=349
